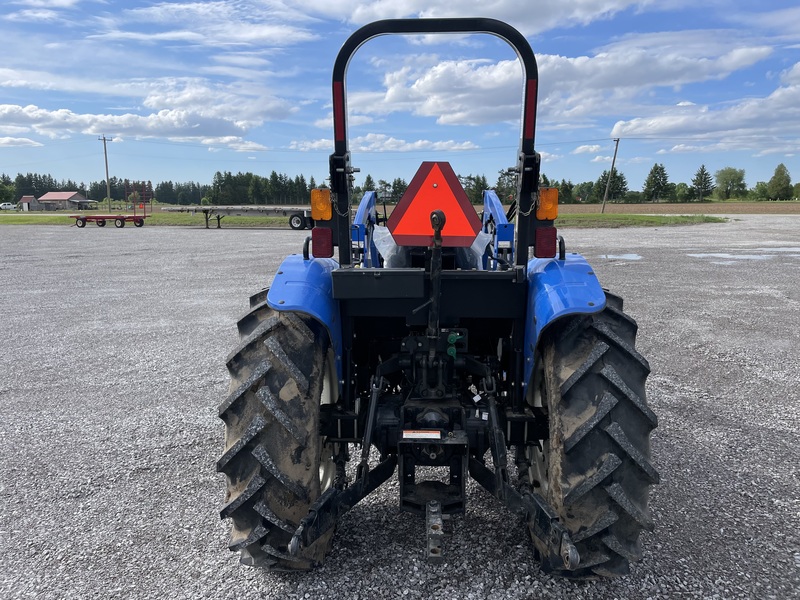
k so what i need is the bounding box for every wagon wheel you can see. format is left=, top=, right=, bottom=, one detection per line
left=97, top=219, right=106, bottom=227
left=133, top=218, right=144, bottom=227
left=115, top=218, right=125, bottom=228
left=76, top=218, right=86, bottom=228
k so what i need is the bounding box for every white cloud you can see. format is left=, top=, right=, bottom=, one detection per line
left=353, top=133, right=478, bottom=152
left=0, top=103, right=257, bottom=148
left=731, top=6, right=800, bottom=35
left=11, top=0, right=81, bottom=7
left=181, top=137, right=269, bottom=152
left=290, top=132, right=478, bottom=152
left=0, top=136, right=43, bottom=147
left=611, top=81, right=800, bottom=147
left=92, top=1, right=319, bottom=48
left=348, top=58, right=524, bottom=126
left=296, top=0, right=649, bottom=35
left=573, top=144, right=602, bottom=154
left=782, top=62, right=800, bottom=85
left=4, top=9, right=63, bottom=21
left=538, top=150, right=561, bottom=162
left=290, top=138, right=331, bottom=151
left=343, top=30, right=773, bottom=131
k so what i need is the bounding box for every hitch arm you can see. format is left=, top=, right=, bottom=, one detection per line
left=289, top=455, right=397, bottom=555
left=468, top=458, right=579, bottom=570
left=470, top=389, right=579, bottom=570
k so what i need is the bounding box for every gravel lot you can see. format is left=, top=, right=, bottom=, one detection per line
left=1, top=216, right=798, bottom=599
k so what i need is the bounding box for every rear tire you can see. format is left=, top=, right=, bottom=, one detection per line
left=97, top=219, right=106, bottom=227
left=76, top=218, right=86, bottom=228
left=289, top=214, right=305, bottom=230
left=115, top=218, right=125, bottom=228
left=134, top=218, right=144, bottom=227
left=218, top=302, right=336, bottom=570
left=522, top=291, right=659, bottom=578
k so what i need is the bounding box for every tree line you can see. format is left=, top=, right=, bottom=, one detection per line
left=1, top=161, right=797, bottom=208
left=0, top=170, right=322, bottom=207
left=546, top=162, right=797, bottom=204
left=358, top=162, right=797, bottom=205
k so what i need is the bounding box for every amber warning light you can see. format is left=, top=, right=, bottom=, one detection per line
left=387, top=162, right=482, bottom=248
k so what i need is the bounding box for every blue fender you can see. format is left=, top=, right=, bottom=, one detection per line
left=266, top=254, right=343, bottom=382
left=523, top=253, right=606, bottom=388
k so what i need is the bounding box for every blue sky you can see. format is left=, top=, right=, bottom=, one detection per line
left=1, top=0, right=798, bottom=193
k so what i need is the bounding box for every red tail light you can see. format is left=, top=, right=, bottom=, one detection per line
left=311, top=227, right=334, bottom=258
left=534, top=226, right=557, bottom=258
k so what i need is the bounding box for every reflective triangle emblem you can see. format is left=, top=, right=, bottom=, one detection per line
left=387, top=162, right=481, bottom=247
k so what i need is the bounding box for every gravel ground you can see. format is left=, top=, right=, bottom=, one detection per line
left=1, top=216, right=798, bottom=599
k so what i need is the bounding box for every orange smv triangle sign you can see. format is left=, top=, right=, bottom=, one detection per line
left=387, top=161, right=482, bottom=247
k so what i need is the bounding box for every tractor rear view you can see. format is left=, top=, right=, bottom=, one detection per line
left=217, top=18, right=658, bottom=578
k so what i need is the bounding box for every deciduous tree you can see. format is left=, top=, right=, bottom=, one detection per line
left=767, top=163, right=792, bottom=200
left=714, top=167, right=747, bottom=200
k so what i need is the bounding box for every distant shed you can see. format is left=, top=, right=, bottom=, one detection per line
left=19, top=195, right=43, bottom=211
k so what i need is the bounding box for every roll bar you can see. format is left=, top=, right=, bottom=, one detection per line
left=329, top=18, right=540, bottom=266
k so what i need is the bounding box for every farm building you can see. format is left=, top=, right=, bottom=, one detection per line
left=37, top=192, right=97, bottom=211
left=19, top=195, right=45, bottom=211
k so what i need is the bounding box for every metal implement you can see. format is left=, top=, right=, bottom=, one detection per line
left=426, top=501, right=445, bottom=563
left=161, top=204, right=313, bottom=229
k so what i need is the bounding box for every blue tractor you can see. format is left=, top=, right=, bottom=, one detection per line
left=218, top=18, right=659, bottom=578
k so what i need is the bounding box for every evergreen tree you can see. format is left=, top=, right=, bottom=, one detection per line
left=391, top=177, right=408, bottom=200
left=494, top=169, right=516, bottom=203
left=691, top=165, right=714, bottom=201
left=592, top=169, right=628, bottom=203
left=556, top=179, right=575, bottom=204
left=642, top=163, right=669, bottom=201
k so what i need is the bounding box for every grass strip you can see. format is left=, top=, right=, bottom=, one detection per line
left=0, top=212, right=726, bottom=228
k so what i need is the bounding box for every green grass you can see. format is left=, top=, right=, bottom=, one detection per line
left=0, top=213, right=69, bottom=225
left=147, top=213, right=287, bottom=227
left=556, top=214, right=727, bottom=228
left=0, top=211, right=725, bottom=228
left=0, top=212, right=289, bottom=227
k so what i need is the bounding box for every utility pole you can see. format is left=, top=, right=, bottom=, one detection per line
left=99, top=135, right=113, bottom=212
left=601, top=138, right=620, bottom=214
